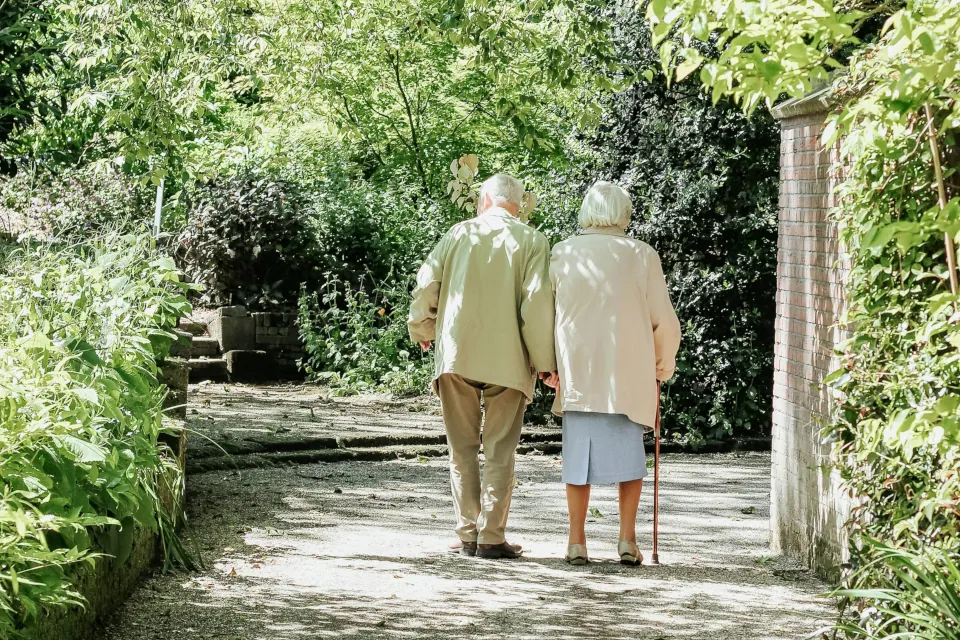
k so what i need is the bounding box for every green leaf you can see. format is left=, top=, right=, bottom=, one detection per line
left=61, top=436, right=108, bottom=463
left=675, top=48, right=704, bottom=82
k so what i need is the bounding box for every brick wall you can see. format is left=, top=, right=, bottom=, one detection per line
left=770, top=96, right=852, bottom=578
left=251, top=312, right=305, bottom=376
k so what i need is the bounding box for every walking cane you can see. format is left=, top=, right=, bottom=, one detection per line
left=651, top=381, right=661, bottom=565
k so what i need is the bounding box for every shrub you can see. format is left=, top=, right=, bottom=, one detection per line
left=0, top=164, right=154, bottom=240
left=831, top=540, right=960, bottom=639
left=176, top=175, right=321, bottom=309
left=0, top=233, right=192, bottom=636
left=297, top=276, right=432, bottom=397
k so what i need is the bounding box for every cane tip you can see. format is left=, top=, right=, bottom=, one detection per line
left=649, top=554, right=660, bottom=566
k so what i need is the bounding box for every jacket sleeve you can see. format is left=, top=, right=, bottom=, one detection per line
left=647, top=250, right=681, bottom=381
left=520, top=233, right=557, bottom=373
left=408, top=234, right=449, bottom=344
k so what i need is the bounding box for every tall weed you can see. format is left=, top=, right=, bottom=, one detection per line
left=297, top=276, right=432, bottom=397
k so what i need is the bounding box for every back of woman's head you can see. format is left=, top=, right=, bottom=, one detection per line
left=578, top=181, right=632, bottom=230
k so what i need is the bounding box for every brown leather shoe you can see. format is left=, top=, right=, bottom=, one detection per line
left=476, top=541, right=523, bottom=559
left=448, top=540, right=477, bottom=556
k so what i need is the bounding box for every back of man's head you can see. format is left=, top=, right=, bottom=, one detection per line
left=479, top=174, right=524, bottom=214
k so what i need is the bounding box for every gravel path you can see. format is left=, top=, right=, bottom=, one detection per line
left=99, top=444, right=833, bottom=638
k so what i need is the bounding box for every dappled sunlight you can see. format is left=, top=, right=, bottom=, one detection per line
left=102, top=451, right=832, bottom=639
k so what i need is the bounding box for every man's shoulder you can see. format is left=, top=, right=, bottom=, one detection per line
left=499, top=216, right=547, bottom=244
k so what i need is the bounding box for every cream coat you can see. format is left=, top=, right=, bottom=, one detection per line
left=550, top=227, right=681, bottom=430
left=408, top=208, right=557, bottom=399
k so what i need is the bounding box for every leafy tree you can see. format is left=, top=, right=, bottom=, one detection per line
left=0, top=0, right=60, bottom=174
left=259, top=0, right=621, bottom=197
left=599, top=12, right=779, bottom=442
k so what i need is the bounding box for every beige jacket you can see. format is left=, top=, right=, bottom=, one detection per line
left=408, top=208, right=557, bottom=399
left=550, top=227, right=681, bottom=429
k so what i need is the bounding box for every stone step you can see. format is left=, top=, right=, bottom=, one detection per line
left=169, top=330, right=194, bottom=359
left=188, top=358, right=228, bottom=383
left=185, top=441, right=565, bottom=474
left=191, top=336, right=221, bottom=358
left=179, top=320, right=208, bottom=336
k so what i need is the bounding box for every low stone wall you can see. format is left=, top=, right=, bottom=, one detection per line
left=26, top=492, right=164, bottom=640
left=25, top=360, right=189, bottom=639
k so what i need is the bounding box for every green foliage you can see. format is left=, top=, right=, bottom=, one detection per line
left=650, top=0, right=960, bottom=633
left=0, top=164, right=153, bottom=239
left=0, top=233, right=193, bottom=636
left=831, top=540, right=960, bottom=638
left=646, top=0, right=861, bottom=113
left=0, top=0, right=60, bottom=175
left=297, top=278, right=432, bottom=396
left=263, top=0, right=620, bottom=197
left=43, top=0, right=265, bottom=183
left=176, top=174, right=319, bottom=309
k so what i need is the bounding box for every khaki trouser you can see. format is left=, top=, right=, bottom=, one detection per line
left=437, top=374, right=526, bottom=545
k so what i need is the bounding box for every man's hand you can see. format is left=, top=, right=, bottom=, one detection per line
left=420, top=341, right=432, bottom=351
left=539, top=370, right=559, bottom=389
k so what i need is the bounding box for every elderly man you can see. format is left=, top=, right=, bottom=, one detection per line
left=408, top=173, right=556, bottom=559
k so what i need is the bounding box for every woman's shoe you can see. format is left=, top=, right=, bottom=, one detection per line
left=618, top=540, right=643, bottom=566
left=565, top=544, right=588, bottom=565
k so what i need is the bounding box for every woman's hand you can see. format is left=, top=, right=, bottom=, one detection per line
left=539, top=370, right=559, bottom=389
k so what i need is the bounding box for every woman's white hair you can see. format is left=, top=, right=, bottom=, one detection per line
left=578, top=180, right=632, bottom=229
left=480, top=173, right=524, bottom=209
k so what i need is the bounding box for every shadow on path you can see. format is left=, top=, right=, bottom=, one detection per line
left=101, top=450, right=831, bottom=640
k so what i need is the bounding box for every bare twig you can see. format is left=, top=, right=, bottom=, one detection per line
left=925, top=103, right=959, bottom=297
left=451, top=95, right=489, bottom=137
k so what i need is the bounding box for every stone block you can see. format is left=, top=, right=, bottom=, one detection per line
left=178, top=320, right=207, bottom=336
left=210, top=315, right=256, bottom=352
left=191, top=336, right=220, bottom=358
left=188, top=358, right=228, bottom=383
left=218, top=305, right=247, bottom=318
left=224, top=350, right=276, bottom=382
left=158, top=358, right=189, bottom=420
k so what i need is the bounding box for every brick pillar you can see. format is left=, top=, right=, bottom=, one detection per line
left=770, top=93, right=851, bottom=578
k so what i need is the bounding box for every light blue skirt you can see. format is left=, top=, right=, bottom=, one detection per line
left=562, top=412, right=648, bottom=485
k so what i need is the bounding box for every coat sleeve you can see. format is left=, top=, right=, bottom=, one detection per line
left=520, top=233, right=557, bottom=373
left=646, top=250, right=681, bottom=381
left=408, top=233, right=449, bottom=344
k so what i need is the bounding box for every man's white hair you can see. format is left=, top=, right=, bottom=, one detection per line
left=479, top=173, right=525, bottom=209
left=578, top=180, right=632, bottom=229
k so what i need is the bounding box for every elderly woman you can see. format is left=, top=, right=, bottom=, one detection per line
left=546, top=181, right=681, bottom=566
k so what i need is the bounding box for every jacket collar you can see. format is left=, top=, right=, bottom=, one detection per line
left=481, top=206, right=517, bottom=220
left=581, top=226, right=626, bottom=237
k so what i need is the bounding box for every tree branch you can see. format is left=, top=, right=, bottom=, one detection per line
left=387, top=49, right=430, bottom=197
left=339, top=95, right=387, bottom=167
left=451, top=95, right=489, bottom=137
